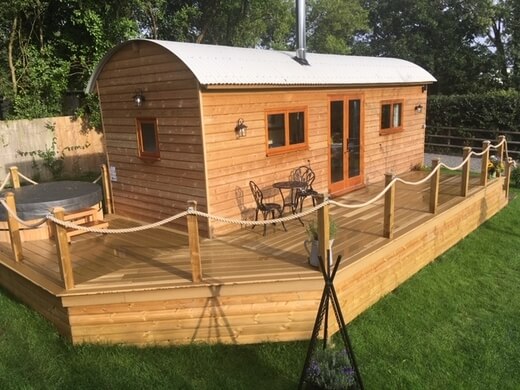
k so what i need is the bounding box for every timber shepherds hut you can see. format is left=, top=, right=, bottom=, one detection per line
left=87, top=39, right=436, bottom=238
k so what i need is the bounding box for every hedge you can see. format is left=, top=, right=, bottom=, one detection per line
left=426, top=91, right=520, bottom=132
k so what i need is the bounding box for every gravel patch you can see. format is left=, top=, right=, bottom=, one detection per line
left=424, top=152, right=482, bottom=172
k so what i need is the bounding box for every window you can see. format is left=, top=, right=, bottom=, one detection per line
left=380, top=101, right=403, bottom=134
left=136, top=118, right=160, bottom=160
left=266, top=109, right=307, bottom=155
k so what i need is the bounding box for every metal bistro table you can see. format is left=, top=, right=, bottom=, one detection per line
left=272, top=180, right=306, bottom=226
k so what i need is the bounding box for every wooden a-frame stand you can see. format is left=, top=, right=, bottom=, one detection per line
left=298, top=252, right=364, bottom=389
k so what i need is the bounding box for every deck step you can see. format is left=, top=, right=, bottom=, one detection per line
left=64, top=207, right=98, bottom=221
left=66, top=220, right=109, bottom=239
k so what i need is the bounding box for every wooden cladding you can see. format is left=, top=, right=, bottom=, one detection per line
left=96, top=41, right=208, bottom=235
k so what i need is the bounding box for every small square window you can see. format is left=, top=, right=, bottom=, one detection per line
left=380, top=101, right=403, bottom=134
left=266, top=109, right=307, bottom=155
left=136, top=118, right=160, bottom=160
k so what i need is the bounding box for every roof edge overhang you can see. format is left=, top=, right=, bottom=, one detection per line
left=199, top=81, right=435, bottom=91
left=86, top=40, right=131, bottom=94
left=86, top=39, right=436, bottom=94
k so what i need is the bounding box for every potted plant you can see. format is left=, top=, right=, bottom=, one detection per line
left=488, top=155, right=504, bottom=179
left=305, top=219, right=337, bottom=267
left=305, top=346, right=356, bottom=389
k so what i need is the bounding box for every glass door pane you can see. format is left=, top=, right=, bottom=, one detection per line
left=330, top=101, right=344, bottom=183
left=348, top=99, right=361, bottom=178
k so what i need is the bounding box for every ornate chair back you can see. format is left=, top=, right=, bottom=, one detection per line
left=249, top=180, right=266, bottom=210
left=293, top=166, right=315, bottom=191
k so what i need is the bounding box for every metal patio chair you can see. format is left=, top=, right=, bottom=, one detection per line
left=292, top=166, right=319, bottom=212
left=249, top=181, right=287, bottom=236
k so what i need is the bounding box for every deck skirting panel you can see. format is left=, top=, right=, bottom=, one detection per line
left=0, top=262, right=71, bottom=338
left=333, top=179, right=508, bottom=330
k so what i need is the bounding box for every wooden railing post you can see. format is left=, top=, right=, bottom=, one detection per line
left=383, top=173, right=395, bottom=239
left=51, top=207, right=74, bottom=290
left=461, top=147, right=471, bottom=197
left=430, top=158, right=440, bottom=214
left=187, top=200, right=202, bottom=283
left=316, top=194, right=330, bottom=272
left=480, top=140, right=491, bottom=186
left=504, top=157, right=513, bottom=199
left=100, top=164, right=114, bottom=214
left=5, top=192, right=23, bottom=262
left=9, top=166, right=20, bottom=188
left=497, top=135, right=506, bottom=163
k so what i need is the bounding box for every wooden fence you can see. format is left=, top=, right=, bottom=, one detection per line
left=425, top=126, right=520, bottom=160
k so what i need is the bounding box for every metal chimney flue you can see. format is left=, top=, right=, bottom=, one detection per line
left=295, top=0, right=309, bottom=65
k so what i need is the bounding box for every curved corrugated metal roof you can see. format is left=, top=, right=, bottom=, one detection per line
left=86, top=39, right=436, bottom=92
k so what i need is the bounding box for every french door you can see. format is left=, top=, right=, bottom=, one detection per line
left=329, top=96, right=364, bottom=194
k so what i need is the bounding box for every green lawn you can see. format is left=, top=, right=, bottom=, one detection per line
left=0, top=191, right=519, bottom=389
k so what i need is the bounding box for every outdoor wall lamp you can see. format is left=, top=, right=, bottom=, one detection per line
left=133, top=89, right=145, bottom=107
left=415, top=104, right=423, bottom=114
left=235, top=118, right=248, bottom=138
left=422, top=85, right=427, bottom=93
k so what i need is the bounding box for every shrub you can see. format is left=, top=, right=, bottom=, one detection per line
left=511, top=167, right=520, bottom=188
left=305, top=347, right=356, bottom=389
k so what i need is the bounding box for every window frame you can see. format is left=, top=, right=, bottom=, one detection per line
left=380, top=100, right=404, bottom=135
left=136, top=117, right=160, bottom=161
left=265, top=107, right=308, bottom=156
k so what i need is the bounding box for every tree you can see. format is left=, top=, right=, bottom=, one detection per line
left=0, top=0, right=140, bottom=119
left=486, top=0, right=520, bottom=90
left=307, top=0, right=368, bottom=54
left=150, top=0, right=294, bottom=49
left=357, top=0, right=496, bottom=95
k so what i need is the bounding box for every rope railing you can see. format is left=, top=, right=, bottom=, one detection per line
left=0, top=137, right=511, bottom=289
left=46, top=211, right=190, bottom=234
left=0, top=173, right=11, bottom=191
left=0, top=199, right=48, bottom=228
left=0, top=137, right=509, bottom=233
left=18, top=172, right=38, bottom=185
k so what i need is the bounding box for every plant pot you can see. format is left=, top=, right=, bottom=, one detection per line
left=304, top=239, right=334, bottom=268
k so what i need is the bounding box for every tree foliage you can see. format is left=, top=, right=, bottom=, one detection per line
left=0, top=0, right=519, bottom=121
left=356, top=0, right=498, bottom=94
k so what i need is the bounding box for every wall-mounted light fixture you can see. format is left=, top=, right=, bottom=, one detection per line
left=422, top=85, right=427, bottom=93
left=235, top=118, right=248, bottom=138
left=133, top=89, right=145, bottom=107
left=414, top=104, right=423, bottom=114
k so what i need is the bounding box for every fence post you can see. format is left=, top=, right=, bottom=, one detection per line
left=497, top=135, right=506, bottom=163
left=383, top=173, right=395, bottom=239
left=480, top=140, right=491, bottom=186
left=504, top=157, right=513, bottom=199
left=430, top=159, right=440, bottom=214
left=9, top=166, right=20, bottom=189
left=316, top=194, right=330, bottom=272
left=187, top=200, right=202, bottom=283
left=100, top=164, right=114, bottom=214
left=5, top=192, right=23, bottom=262
left=461, top=147, right=471, bottom=197
left=51, top=207, right=75, bottom=290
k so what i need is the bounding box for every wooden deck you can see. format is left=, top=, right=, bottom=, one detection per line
left=0, top=172, right=509, bottom=345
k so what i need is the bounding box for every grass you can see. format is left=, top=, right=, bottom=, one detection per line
left=1, top=191, right=519, bottom=389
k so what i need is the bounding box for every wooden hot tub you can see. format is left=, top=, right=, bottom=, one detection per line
left=0, top=181, right=104, bottom=242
